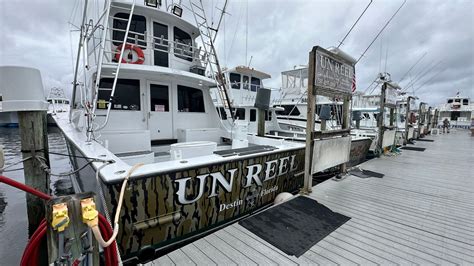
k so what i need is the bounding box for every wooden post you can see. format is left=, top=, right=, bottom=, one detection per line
left=377, top=82, right=387, bottom=153
left=339, top=95, right=350, bottom=174
left=257, top=109, right=265, bottom=137
left=404, top=96, right=412, bottom=145
left=320, top=119, right=327, bottom=131
left=303, top=49, right=316, bottom=194
left=18, top=111, right=50, bottom=234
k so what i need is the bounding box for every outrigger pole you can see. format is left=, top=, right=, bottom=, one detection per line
left=70, top=0, right=89, bottom=121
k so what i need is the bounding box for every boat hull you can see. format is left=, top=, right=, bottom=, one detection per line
left=66, top=139, right=305, bottom=262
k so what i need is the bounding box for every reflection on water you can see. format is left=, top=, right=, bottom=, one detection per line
left=0, top=126, right=74, bottom=265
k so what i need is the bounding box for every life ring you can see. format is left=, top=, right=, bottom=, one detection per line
left=115, top=44, right=145, bottom=64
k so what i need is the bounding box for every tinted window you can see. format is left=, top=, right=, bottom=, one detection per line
left=150, top=84, right=169, bottom=112
left=174, top=27, right=192, bottom=61
left=275, top=105, right=300, bottom=116
left=243, top=76, right=249, bottom=90
left=235, top=108, right=245, bottom=120
left=178, top=85, right=205, bottom=112
left=454, top=99, right=460, bottom=102
left=216, top=107, right=227, bottom=120
left=250, top=109, right=256, bottom=122
left=447, top=99, right=453, bottom=103
left=463, top=99, right=468, bottom=105
left=153, top=22, right=168, bottom=67
left=265, top=110, right=272, bottom=121
left=98, top=79, right=140, bottom=110
left=251, top=77, right=260, bottom=92
left=112, top=13, right=146, bottom=48
left=230, top=73, right=241, bottom=89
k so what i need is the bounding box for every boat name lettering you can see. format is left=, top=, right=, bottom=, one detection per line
left=175, top=155, right=298, bottom=205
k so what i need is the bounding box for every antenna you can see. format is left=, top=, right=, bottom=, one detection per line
left=337, top=0, right=373, bottom=48
left=247, top=55, right=253, bottom=67
left=356, top=0, right=407, bottom=64
left=403, top=60, right=442, bottom=90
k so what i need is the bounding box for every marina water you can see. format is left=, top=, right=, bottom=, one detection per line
left=0, top=127, right=74, bottom=265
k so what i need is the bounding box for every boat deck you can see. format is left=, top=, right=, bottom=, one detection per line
left=148, top=130, right=474, bottom=265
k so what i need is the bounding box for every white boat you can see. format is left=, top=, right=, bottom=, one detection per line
left=436, top=94, right=473, bottom=129
left=0, top=94, right=19, bottom=127
left=54, top=1, right=306, bottom=263
left=268, top=65, right=372, bottom=165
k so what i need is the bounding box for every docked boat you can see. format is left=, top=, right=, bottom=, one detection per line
left=46, top=87, right=70, bottom=125
left=436, top=93, right=473, bottom=129
left=54, top=0, right=306, bottom=263
left=268, top=65, right=372, bottom=166
left=0, top=93, right=19, bottom=127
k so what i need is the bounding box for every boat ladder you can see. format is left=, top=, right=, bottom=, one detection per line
left=90, top=0, right=137, bottom=134
left=187, top=0, right=235, bottom=121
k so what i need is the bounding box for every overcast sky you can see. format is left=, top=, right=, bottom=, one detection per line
left=1, top=0, right=472, bottom=106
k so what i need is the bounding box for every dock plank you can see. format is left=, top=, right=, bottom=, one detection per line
left=148, top=131, right=474, bottom=265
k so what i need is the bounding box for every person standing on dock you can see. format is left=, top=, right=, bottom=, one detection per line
left=442, top=118, right=450, bottom=133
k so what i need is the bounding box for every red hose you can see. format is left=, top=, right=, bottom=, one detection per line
left=0, top=175, right=119, bottom=265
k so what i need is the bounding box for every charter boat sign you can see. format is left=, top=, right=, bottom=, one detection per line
left=314, top=47, right=355, bottom=94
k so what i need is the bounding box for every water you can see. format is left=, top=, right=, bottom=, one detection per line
left=0, top=126, right=74, bottom=265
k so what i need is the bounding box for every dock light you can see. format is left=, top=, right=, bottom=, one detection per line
left=144, top=0, right=159, bottom=8
left=172, top=5, right=183, bottom=17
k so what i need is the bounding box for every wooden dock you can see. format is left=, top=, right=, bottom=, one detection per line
left=148, top=131, right=474, bottom=265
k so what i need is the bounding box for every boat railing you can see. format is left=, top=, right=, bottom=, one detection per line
left=88, top=25, right=209, bottom=68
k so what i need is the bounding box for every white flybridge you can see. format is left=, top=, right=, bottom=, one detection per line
left=273, top=66, right=344, bottom=131
left=54, top=0, right=305, bottom=263
left=437, top=94, right=473, bottom=129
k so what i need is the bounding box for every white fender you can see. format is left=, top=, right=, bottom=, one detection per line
left=274, top=192, right=293, bottom=205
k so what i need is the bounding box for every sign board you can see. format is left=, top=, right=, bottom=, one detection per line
left=385, top=87, right=398, bottom=107
left=311, top=136, right=351, bottom=174
left=313, top=47, right=355, bottom=95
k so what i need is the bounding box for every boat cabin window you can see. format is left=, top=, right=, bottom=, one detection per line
left=150, top=84, right=169, bottom=112
left=250, top=109, right=257, bottom=122
left=275, top=105, right=300, bottom=116
left=451, top=111, right=460, bottom=121
left=447, top=99, right=453, bottom=103
left=112, top=13, right=147, bottom=48
left=230, top=73, right=241, bottom=89
left=235, top=108, right=246, bottom=120
left=174, top=27, right=192, bottom=62
left=251, top=77, right=260, bottom=92
left=265, top=110, right=272, bottom=121
left=242, top=76, right=249, bottom=90
left=178, top=85, right=205, bottom=112
left=153, top=22, right=169, bottom=67
left=216, top=107, right=227, bottom=120
left=455, top=98, right=461, bottom=103
left=463, top=99, right=468, bottom=105
left=97, top=78, right=141, bottom=110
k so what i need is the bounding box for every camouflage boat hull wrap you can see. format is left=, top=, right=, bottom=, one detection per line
left=104, top=148, right=305, bottom=257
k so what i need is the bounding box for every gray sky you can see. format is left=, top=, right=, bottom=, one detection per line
left=1, top=0, right=473, bottom=106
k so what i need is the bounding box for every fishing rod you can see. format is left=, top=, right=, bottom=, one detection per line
left=398, top=52, right=427, bottom=82
left=356, top=0, right=407, bottom=64
left=337, top=0, right=373, bottom=48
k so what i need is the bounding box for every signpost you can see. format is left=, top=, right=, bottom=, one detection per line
left=303, top=46, right=355, bottom=194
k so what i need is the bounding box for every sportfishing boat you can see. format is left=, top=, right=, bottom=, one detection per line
left=350, top=74, right=400, bottom=153
left=54, top=0, right=306, bottom=263
left=273, top=66, right=343, bottom=131
left=47, top=87, right=70, bottom=125
left=269, top=64, right=372, bottom=166
left=436, top=93, right=473, bottom=129
left=211, top=65, right=283, bottom=134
